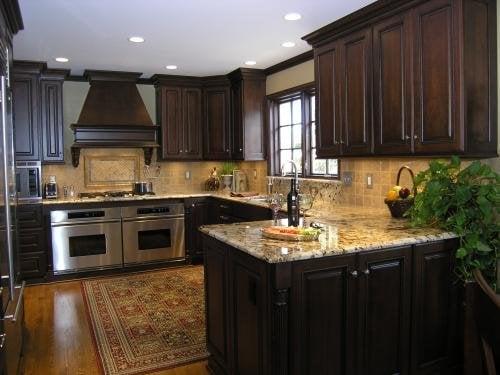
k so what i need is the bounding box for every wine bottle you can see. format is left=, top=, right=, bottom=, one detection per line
left=287, top=179, right=300, bottom=227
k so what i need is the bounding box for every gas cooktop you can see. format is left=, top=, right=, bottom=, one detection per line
left=79, top=191, right=155, bottom=199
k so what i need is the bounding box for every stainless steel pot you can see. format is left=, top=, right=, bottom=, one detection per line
left=133, top=181, right=153, bottom=195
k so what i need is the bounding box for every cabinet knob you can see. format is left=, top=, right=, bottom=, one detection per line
left=334, top=140, right=339, bottom=145
left=191, top=204, right=195, bottom=208
left=340, top=140, right=345, bottom=145
left=350, top=270, right=359, bottom=278
left=239, top=148, right=242, bottom=152
left=363, top=269, right=370, bottom=275
left=405, top=135, right=410, bottom=141
left=179, top=150, right=183, bottom=153
left=414, top=134, right=419, bottom=140
left=226, top=149, right=230, bottom=152
left=185, top=149, right=188, bottom=152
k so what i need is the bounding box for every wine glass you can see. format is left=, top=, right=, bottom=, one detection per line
left=267, top=193, right=284, bottom=225
left=298, top=193, right=313, bottom=227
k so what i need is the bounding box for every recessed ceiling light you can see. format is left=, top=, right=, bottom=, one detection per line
left=284, top=12, right=302, bottom=21
left=54, top=57, right=69, bottom=63
left=245, top=60, right=257, bottom=66
left=166, top=65, right=177, bottom=70
left=282, top=41, right=296, bottom=48
left=128, top=36, right=145, bottom=43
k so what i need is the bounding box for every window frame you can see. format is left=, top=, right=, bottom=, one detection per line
left=267, top=82, right=339, bottom=179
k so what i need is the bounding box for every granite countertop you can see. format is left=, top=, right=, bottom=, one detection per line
left=199, top=206, right=457, bottom=263
left=40, top=191, right=271, bottom=208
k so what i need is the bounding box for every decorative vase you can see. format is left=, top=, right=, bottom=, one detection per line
left=221, top=175, right=233, bottom=192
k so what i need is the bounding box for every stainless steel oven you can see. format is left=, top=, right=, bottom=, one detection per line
left=50, top=207, right=123, bottom=274
left=121, top=203, right=185, bottom=265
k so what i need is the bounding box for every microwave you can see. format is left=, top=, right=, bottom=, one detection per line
left=15, top=161, right=42, bottom=201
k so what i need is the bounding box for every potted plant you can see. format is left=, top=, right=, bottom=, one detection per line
left=406, top=157, right=499, bottom=373
left=220, top=161, right=237, bottom=191
left=406, top=156, right=499, bottom=290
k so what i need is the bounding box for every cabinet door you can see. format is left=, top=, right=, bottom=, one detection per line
left=410, top=240, right=460, bottom=374
left=373, top=13, right=412, bottom=155
left=230, top=251, right=268, bottom=375
left=413, top=0, right=461, bottom=154
left=339, top=27, right=372, bottom=155
left=185, top=199, right=209, bottom=262
left=12, top=73, right=40, bottom=161
left=40, top=80, right=64, bottom=163
left=315, top=41, right=341, bottom=157
left=291, top=254, right=357, bottom=375
left=203, top=86, right=231, bottom=160
left=182, top=87, right=202, bottom=159
left=231, top=82, right=244, bottom=160
left=357, top=246, right=412, bottom=375
left=203, top=236, right=231, bottom=373
left=158, top=87, right=183, bottom=160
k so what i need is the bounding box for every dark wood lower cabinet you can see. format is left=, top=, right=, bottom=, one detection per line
left=17, top=204, right=48, bottom=279
left=410, top=240, right=461, bottom=374
left=202, top=236, right=461, bottom=375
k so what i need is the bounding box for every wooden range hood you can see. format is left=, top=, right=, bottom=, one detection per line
left=70, top=70, right=159, bottom=167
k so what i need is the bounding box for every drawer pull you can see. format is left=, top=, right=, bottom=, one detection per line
left=350, top=270, right=359, bottom=278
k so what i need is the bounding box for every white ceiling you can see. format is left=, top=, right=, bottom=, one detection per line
left=13, top=0, right=375, bottom=77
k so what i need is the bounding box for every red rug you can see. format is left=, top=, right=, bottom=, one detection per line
left=81, top=266, right=208, bottom=375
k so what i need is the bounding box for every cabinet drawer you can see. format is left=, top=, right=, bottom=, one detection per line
left=20, top=252, right=48, bottom=278
left=17, top=204, right=43, bottom=228
left=18, top=229, right=46, bottom=254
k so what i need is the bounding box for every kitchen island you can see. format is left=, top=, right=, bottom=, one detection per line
left=199, top=208, right=462, bottom=375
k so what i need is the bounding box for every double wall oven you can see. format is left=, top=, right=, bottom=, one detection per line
left=50, top=201, right=185, bottom=274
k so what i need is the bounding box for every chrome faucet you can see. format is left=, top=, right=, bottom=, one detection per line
left=281, top=160, right=299, bottom=191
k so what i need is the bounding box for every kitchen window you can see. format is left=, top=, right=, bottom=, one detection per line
left=268, top=84, right=339, bottom=178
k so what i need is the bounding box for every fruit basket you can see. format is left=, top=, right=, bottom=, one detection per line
left=384, top=166, right=417, bottom=218
left=261, top=226, right=321, bottom=242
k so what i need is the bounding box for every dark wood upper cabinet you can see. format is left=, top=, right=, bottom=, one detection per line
left=228, top=68, right=266, bottom=161
left=153, top=76, right=203, bottom=161
left=182, top=87, right=203, bottom=158
left=203, top=78, right=231, bottom=160
left=303, top=0, right=497, bottom=158
left=373, top=12, right=412, bottom=155
left=314, top=41, right=341, bottom=157
left=40, top=69, right=67, bottom=163
left=12, top=63, right=42, bottom=161
left=339, top=27, right=372, bottom=156
left=13, top=62, right=67, bottom=164
left=413, top=0, right=460, bottom=154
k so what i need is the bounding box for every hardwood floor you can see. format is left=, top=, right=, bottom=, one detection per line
left=21, top=280, right=210, bottom=375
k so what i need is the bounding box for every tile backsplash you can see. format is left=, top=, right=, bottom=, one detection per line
left=42, top=148, right=268, bottom=195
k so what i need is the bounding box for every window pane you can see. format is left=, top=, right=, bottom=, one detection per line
left=292, top=99, right=301, bottom=124
left=327, top=159, right=339, bottom=176
left=280, top=150, right=292, bottom=173
left=292, top=149, right=302, bottom=173
left=292, top=124, right=302, bottom=148
left=279, top=102, right=291, bottom=126
left=313, top=158, right=327, bottom=174
left=280, top=126, right=291, bottom=149
left=311, top=123, right=316, bottom=148
left=311, top=96, right=315, bottom=120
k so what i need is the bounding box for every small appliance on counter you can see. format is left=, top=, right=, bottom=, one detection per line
left=132, top=181, right=153, bottom=195
left=15, top=160, right=42, bottom=201
left=44, top=175, right=58, bottom=199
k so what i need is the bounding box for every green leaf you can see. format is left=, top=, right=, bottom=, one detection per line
left=456, top=248, right=467, bottom=258
left=476, top=241, right=492, bottom=252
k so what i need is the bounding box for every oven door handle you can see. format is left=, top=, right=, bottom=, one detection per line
left=51, top=218, right=122, bottom=226
left=122, top=215, right=184, bottom=222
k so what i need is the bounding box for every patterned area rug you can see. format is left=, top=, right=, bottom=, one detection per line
left=81, top=266, right=208, bottom=375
